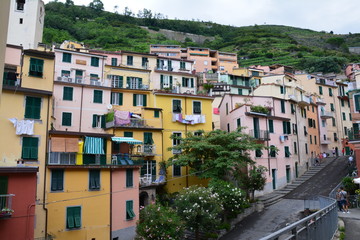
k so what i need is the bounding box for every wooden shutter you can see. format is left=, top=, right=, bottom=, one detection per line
left=30, top=137, right=38, bottom=159
left=126, top=169, right=133, bottom=187
left=154, top=110, right=159, bottom=118
left=22, top=137, right=31, bottom=159
left=169, top=76, right=173, bottom=87
left=355, top=95, right=360, bottom=112
left=160, top=75, right=163, bottom=89
left=92, top=115, right=97, bottom=128
left=269, top=120, right=274, bottom=133
left=101, top=115, right=106, bottom=128
left=74, top=207, right=81, bottom=228
left=133, top=94, right=137, bottom=106
left=282, top=121, right=287, bottom=134
left=67, top=207, right=75, bottom=229
left=127, top=77, right=131, bottom=88
left=0, top=176, right=8, bottom=195
left=191, top=78, right=194, bottom=88
left=138, top=78, right=142, bottom=88
left=142, top=94, right=147, bottom=107
left=182, top=77, right=185, bottom=87
left=119, top=92, right=123, bottom=105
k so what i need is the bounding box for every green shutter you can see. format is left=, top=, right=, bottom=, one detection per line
left=51, top=170, right=64, bottom=191
left=111, top=58, right=117, bottom=66
left=92, top=115, right=97, bottom=127
left=319, top=86, right=323, bottom=95
left=0, top=176, right=8, bottom=195
left=169, top=76, right=173, bottom=88
left=119, top=92, right=123, bottom=105
left=355, top=95, right=360, bottom=111
left=67, top=207, right=75, bottom=229
left=138, top=78, right=143, bottom=88
left=63, top=87, right=73, bottom=101
left=62, top=112, right=72, bottom=126
left=282, top=121, right=286, bottom=134
left=160, top=75, right=164, bottom=89
left=237, top=118, right=241, bottom=128
left=142, top=94, right=147, bottom=107
left=154, top=110, right=160, bottom=118
left=25, top=96, right=41, bottom=119
left=191, top=78, right=194, bottom=88
left=127, top=77, right=131, bottom=88
left=329, top=88, right=332, bottom=96
left=89, top=170, right=100, bottom=190
left=126, top=200, right=135, bottom=219
left=74, top=207, right=81, bottom=228
left=281, top=100, right=285, bottom=113
left=193, top=101, right=201, bottom=114
left=133, top=94, right=137, bottom=106
left=182, top=77, right=185, bottom=87
left=22, top=137, right=38, bottom=159
left=287, top=122, right=291, bottom=134
left=101, top=115, right=106, bottom=128
left=124, top=132, right=133, bottom=137
left=144, top=132, right=154, bottom=144
left=126, top=169, right=133, bottom=187
left=91, top=57, right=99, bottom=67
left=93, top=90, right=103, bottom=103
left=269, top=120, right=274, bottom=133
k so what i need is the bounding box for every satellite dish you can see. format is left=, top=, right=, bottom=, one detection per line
left=107, top=104, right=113, bottom=110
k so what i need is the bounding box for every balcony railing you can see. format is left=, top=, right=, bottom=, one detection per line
left=320, top=111, right=334, bottom=119
left=3, top=78, right=20, bottom=87
left=298, top=95, right=311, bottom=106
left=249, top=130, right=270, bottom=140
left=140, top=174, right=166, bottom=187
left=320, top=137, right=331, bottom=145
left=348, top=130, right=360, bottom=141
left=316, top=79, right=337, bottom=86
left=106, top=118, right=162, bottom=129
left=0, top=194, right=15, bottom=218
left=132, top=144, right=156, bottom=156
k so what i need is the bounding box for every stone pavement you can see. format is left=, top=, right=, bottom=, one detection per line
left=338, top=208, right=360, bottom=240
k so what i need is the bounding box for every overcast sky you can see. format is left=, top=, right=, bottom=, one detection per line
left=45, top=0, right=360, bottom=34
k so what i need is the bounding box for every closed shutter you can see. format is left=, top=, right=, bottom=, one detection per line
left=74, top=207, right=81, bottom=228
left=0, top=176, right=8, bottom=195
left=67, top=207, right=75, bottom=229
left=282, top=121, right=287, bottom=134
left=63, top=87, right=73, bottom=101
left=92, top=115, right=97, bottom=128
left=160, top=75, right=164, bottom=89
left=355, top=95, right=360, bottom=112
left=287, top=122, right=291, bottom=134
left=127, top=77, right=131, bottom=88
left=142, top=94, right=147, bottom=107
left=191, top=78, right=194, bottom=88
left=182, top=77, right=185, bottom=87
left=193, top=101, right=201, bottom=114
left=62, top=112, right=72, bottom=126
left=101, top=115, right=106, bottom=128
left=268, top=120, right=274, bottom=133
left=126, top=169, right=133, bottom=187
left=119, top=92, right=123, bottom=105
left=169, top=76, right=173, bottom=87
left=133, top=94, right=137, bottom=106
left=124, top=132, right=133, bottom=137
left=154, top=110, right=160, bottom=118
left=25, top=96, right=41, bottom=119
left=138, top=78, right=143, bottom=88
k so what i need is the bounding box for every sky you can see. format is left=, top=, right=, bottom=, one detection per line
left=44, top=0, right=360, bottom=34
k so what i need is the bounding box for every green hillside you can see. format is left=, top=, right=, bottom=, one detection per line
left=44, top=1, right=360, bottom=73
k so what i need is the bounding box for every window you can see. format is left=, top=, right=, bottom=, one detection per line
left=127, top=56, right=133, bottom=66
left=49, top=152, right=76, bottom=165
left=180, top=61, right=186, bottom=69
left=172, top=99, right=181, bottom=113
left=349, top=113, right=352, bottom=121
left=124, top=132, right=133, bottom=137
left=330, top=103, right=335, bottom=112
left=62, top=112, right=72, bottom=126
left=168, top=60, right=172, bottom=70
left=51, top=169, right=64, bottom=191
left=319, top=86, right=323, bottom=95
left=269, top=145, right=277, bottom=157
left=22, top=137, right=38, bottom=160
left=341, top=99, right=345, bottom=107
left=226, top=103, right=229, bottom=115
left=182, top=77, right=194, bottom=88
left=154, top=110, right=160, bottom=118
left=90, top=74, right=99, bottom=82
left=160, top=75, right=172, bottom=89
left=237, top=118, right=241, bottom=128
left=66, top=206, right=81, bottom=229
left=255, top=149, right=263, bottom=157
left=284, top=146, right=291, bottom=157
left=310, top=135, right=313, bottom=144
left=268, top=120, right=274, bottom=133
left=344, top=127, right=348, bottom=136
left=157, top=59, right=165, bottom=69
left=305, top=143, right=308, bottom=154
left=126, top=200, right=136, bottom=220
left=292, top=123, right=298, bottom=135
left=29, top=58, right=44, bottom=77
left=144, top=132, right=154, bottom=145
left=280, top=100, right=285, bottom=113
left=312, top=120, right=316, bottom=128
left=342, top=112, right=346, bottom=121
left=61, top=70, right=70, bottom=77
left=111, top=92, right=123, bottom=105
left=111, top=58, right=117, bottom=66
left=304, top=126, right=308, bottom=136
left=322, top=120, right=326, bottom=127
left=334, top=133, right=338, bottom=141
left=16, top=0, right=25, bottom=10
left=63, top=87, right=73, bottom=101
left=282, top=121, right=291, bottom=134
left=133, top=94, right=147, bottom=106
left=89, top=170, right=100, bottom=190
left=354, top=94, right=360, bottom=112
left=126, top=169, right=133, bottom=187
left=193, top=101, right=201, bottom=114
left=329, top=88, right=333, bottom=96
left=291, top=104, right=295, bottom=114
left=92, top=114, right=105, bottom=128
left=227, top=123, right=230, bottom=132
left=314, top=136, right=317, bottom=144
left=280, top=86, right=286, bottom=94
left=127, top=77, right=143, bottom=89
left=173, top=164, right=181, bottom=177
left=109, top=75, right=123, bottom=88
left=91, top=57, right=99, bottom=67
left=173, top=132, right=181, bottom=154
left=93, top=90, right=103, bottom=103
left=332, top=117, right=336, bottom=127
left=293, top=142, right=297, bottom=154
left=238, top=88, right=243, bottom=95
left=25, top=96, right=41, bottom=119
left=62, top=53, right=72, bottom=63
left=142, top=57, right=148, bottom=68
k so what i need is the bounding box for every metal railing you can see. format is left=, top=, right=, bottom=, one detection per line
left=0, top=194, right=15, bottom=218
left=260, top=196, right=337, bottom=240
left=106, top=118, right=162, bottom=129
left=249, top=129, right=270, bottom=140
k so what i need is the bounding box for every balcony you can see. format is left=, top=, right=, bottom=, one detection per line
left=106, top=118, right=162, bottom=129
left=249, top=129, right=270, bottom=141
left=126, top=84, right=149, bottom=90
left=132, top=144, right=156, bottom=156
left=140, top=174, right=166, bottom=187
left=56, top=76, right=83, bottom=84
left=348, top=130, right=360, bottom=141
left=320, top=137, right=331, bottom=145
left=155, top=66, right=173, bottom=71
left=0, top=194, right=15, bottom=219
left=320, top=111, right=334, bottom=119
left=298, top=95, right=311, bottom=106
left=316, top=78, right=336, bottom=87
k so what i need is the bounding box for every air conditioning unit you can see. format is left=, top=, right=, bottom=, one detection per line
left=67, top=77, right=73, bottom=82
left=164, top=66, right=168, bottom=70
left=95, top=81, right=101, bottom=86
left=76, top=78, right=82, bottom=84
left=57, top=76, right=62, bottom=81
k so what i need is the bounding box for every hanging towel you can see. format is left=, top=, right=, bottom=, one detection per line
left=9, top=118, right=34, bottom=135
left=115, top=110, right=130, bottom=125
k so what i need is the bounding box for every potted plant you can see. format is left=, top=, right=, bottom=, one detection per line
left=0, top=208, right=14, bottom=217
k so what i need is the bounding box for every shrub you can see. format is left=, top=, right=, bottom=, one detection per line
left=250, top=105, right=270, bottom=114
left=342, top=176, right=358, bottom=195
left=136, top=204, right=184, bottom=240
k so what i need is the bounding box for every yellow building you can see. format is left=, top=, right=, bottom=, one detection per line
left=0, top=45, right=55, bottom=239
left=153, top=91, right=214, bottom=193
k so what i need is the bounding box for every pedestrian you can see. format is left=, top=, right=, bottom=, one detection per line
left=336, top=188, right=344, bottom=212
left=332, top=147, right=336, bottom=157
left=340, top=187, right=349, bottom=213
left=348, top=155, right=354, bottom=166
left=342, top=148, right=345, bottom=156
left=323, top=152, right=327, bottom=159
left=350, top=149, right=354, bottom=155
left=314, top=156, right=319, bottom=166
left=318, top=153, right=323, bottom=163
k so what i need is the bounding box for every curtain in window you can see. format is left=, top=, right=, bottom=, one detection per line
left=84, top=136, right=104, bottom=154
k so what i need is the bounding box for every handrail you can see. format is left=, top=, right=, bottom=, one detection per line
left=260, top=196, right=337, bottom=240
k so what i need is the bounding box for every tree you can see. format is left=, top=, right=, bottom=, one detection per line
left=237, top=165, right=267, bottom=201
left=174, top=186, right=223, bottom=240
left=168, top=129, right=263, bottom=181
left=89, top=0, right=104, bottom=11
left=136, top=204, right=185, bottom=240
left=65, top=0, right=74, bottom=7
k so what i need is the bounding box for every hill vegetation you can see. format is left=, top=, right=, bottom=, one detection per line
left=44, top=1, right=360, bottom=73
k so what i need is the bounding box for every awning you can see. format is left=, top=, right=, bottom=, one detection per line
left=51, top=138, right=79, bottom=152
left=111, top=137, right=142, bottom=144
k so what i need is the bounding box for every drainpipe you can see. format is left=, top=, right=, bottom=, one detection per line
left=26, top=203, right=35, bottom=240
left=43, top=94, right=51, bottom=239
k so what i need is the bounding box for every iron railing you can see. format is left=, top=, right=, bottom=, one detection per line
left=0, top=194, right=15, bottom=218
left=260, top=196, right=337, bottom=240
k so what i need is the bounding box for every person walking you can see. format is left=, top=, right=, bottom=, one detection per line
left=340, top=187, right=349, bottom=213
left=342, top=148, right=345, bottom=156
left=332, top=147, right=336, bottom=157
left=336, top=188, right=344, bottom=212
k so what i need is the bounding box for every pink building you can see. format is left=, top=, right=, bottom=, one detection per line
left=219, top=94, right=299, bottom=195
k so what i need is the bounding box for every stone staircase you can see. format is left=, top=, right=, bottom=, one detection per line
left=258, top=158, right=335, bottom=208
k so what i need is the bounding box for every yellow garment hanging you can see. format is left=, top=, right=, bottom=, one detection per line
left=76, top=140, right=84, bottom=165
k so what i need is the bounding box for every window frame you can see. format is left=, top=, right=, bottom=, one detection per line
left=22, top=137, right=39, bottom=160
left=193, top=101, right=201, bottom=114
left=126, top=200, right=136, bottom=220
left=126, top=169, right=133, bottom=188
left=91, top=57, right=99, bottom=67
left=93, top=90, right=103, bottom=104
left=25, top=96, right=41, bottom=119
left=62, top=53, right=72, bottom=63
left=172, top=99, right=182, bottom=113
left=62, top=112, right=72, bottom=126
left=66, top=206, right=81, bottom=229
left=51, top=169, right=64, bottom=192
left=111, top=92, right=123, bottom=105
left=89, top=169, right=101, bottom=191
left=63, top=86, right=73, bottom=101
left=29, top=58, right=44, bottom=78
